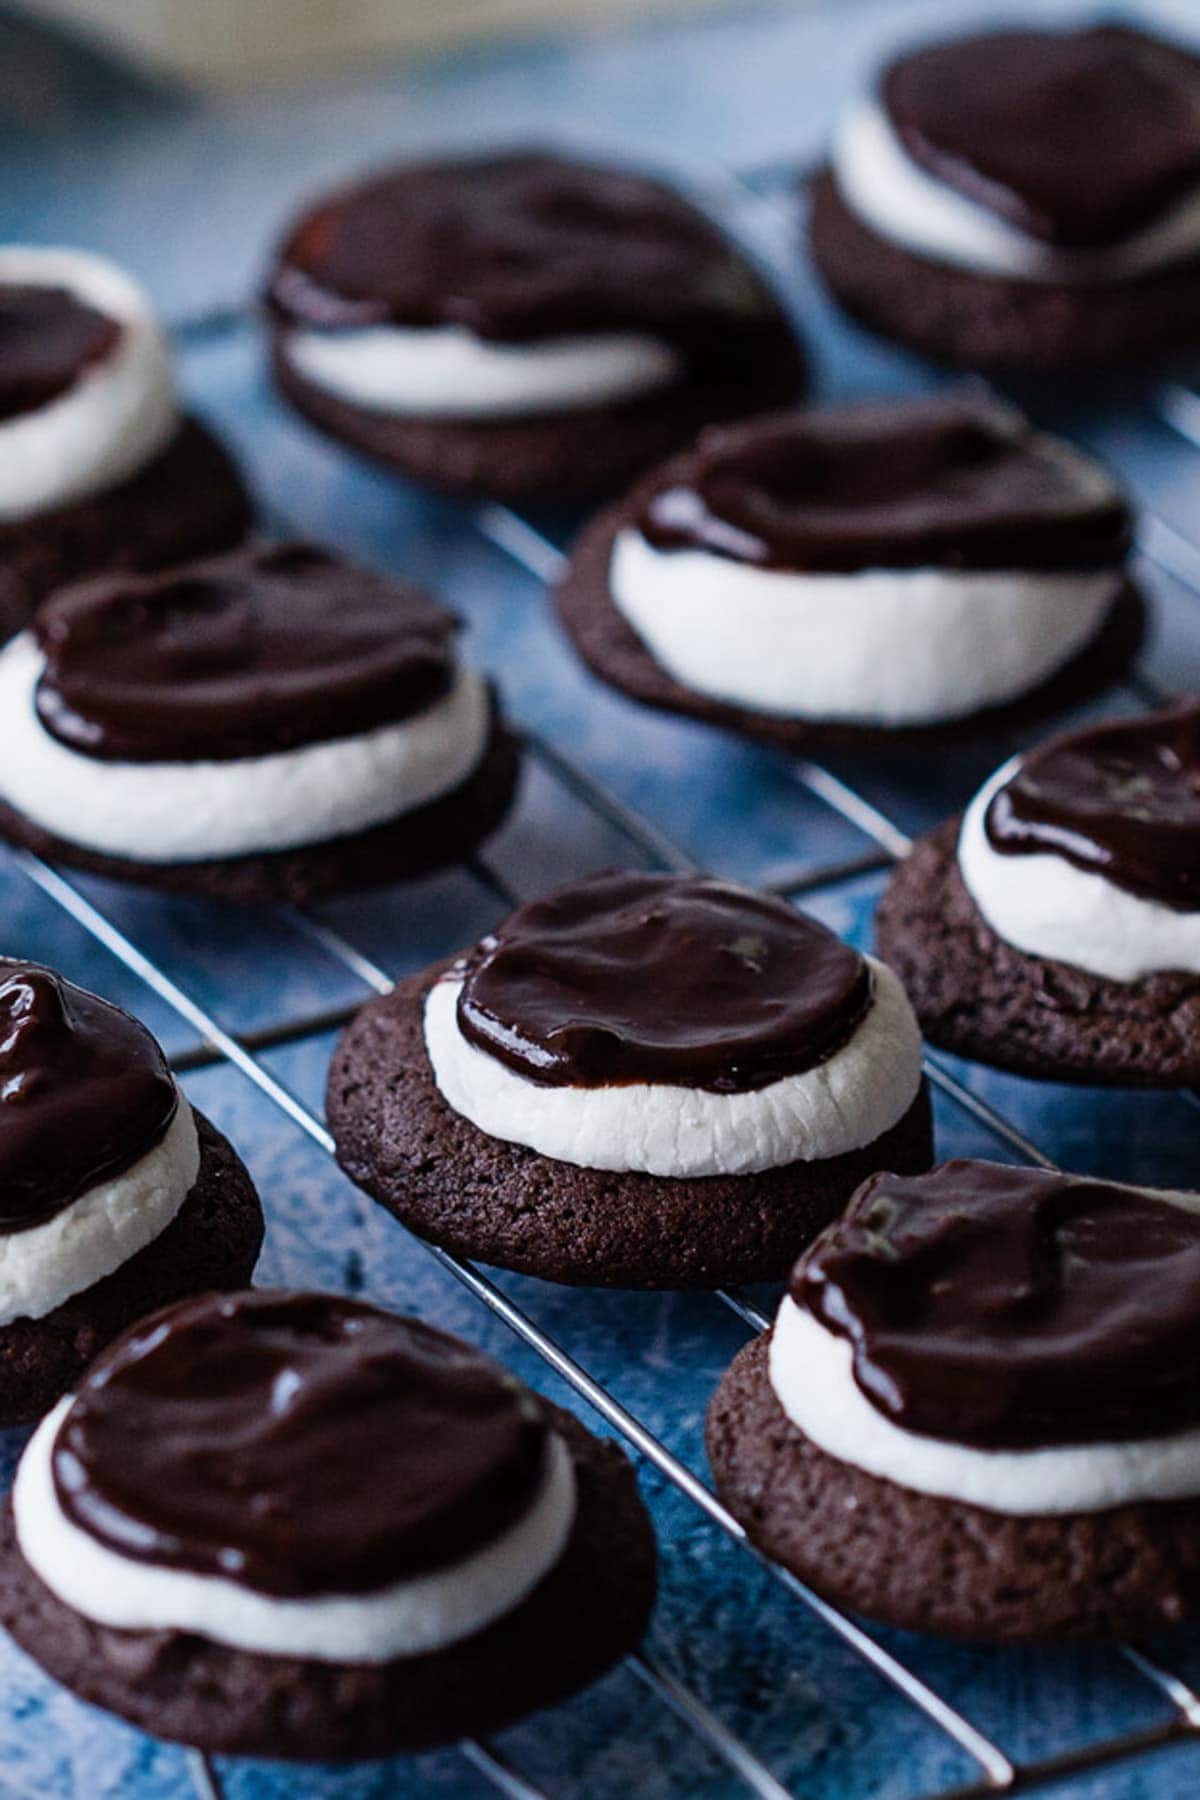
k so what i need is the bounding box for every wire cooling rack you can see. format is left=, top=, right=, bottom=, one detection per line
left=9, top=155, right=1200, bottom=1800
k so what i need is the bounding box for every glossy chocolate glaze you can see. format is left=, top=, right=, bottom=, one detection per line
left=985, top=703, right=1200, bottom=911
left=638, top=397, right=1130, bottom=574
left=883, top=25, right=1200, bottom=249
left=54, top=1291, right=553, bottom=1597
left=33, top=542, right=458, bottom=763
left=456, top=870, right=872, bottom=1093
left=0, top=960, right=176, bottom=1233
left=795, top=1159, right=1200, bottom=1448
left=0, top=285, right=121, bottom=423
left=268, top=151, right=788, bottom=376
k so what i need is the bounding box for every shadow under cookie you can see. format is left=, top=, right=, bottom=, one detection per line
left=326, top=960, right=935, bottom=1290
left=0, top=1113, right=262, bottom=1427
left=875, top=817, right=1200, bottom=1086
left=707, top=1332, right=1200, bottom=1642
left=0, top=1402, right=655, bottom=1759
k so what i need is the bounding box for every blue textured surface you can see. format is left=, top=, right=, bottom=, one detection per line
left=3, top=1, right=1200, bottom=1795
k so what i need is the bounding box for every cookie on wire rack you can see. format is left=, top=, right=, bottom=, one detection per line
left=554, top=394, right=1144, bottom=749
left=0, top=1289, right=657, bottom=1758
left=328, top=869, right=933, bottom=1288
left=710, top=1159, right=1200, bottom=1641
left=0, top=541, right=520, bottom=903
left=875, top=702, right=1200, bottom=1086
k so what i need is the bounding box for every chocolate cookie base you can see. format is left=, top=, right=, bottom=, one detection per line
left=270, top=332, right=806, bottom=503
left=0, top=1401, right=656, bottom=1759
left=0, top=1112, right=262, bottom=1428
left=553, top=477, right=1145, bottom=752
left=874, top=818, right=1200, bottom=1086
left=0, top=712, right=520, bottom=905
left=808, top=167, right=1200, bottom=373
left=707, top=1333, right=1200, bottom=1642
left=326, top=960, right=934, bottom=1289
left=0, top=419, right=251, bottom=645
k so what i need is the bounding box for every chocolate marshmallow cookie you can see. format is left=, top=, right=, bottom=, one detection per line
left=810, top=24, right=1200, bottom=370
left=266, top=151, right=805, bottom=500
left=876, top=703, right=1200, bottom=1084
left=0, top=541, right=519, bottom=902
left=328, top=870, right=933, bottom=1288
left=0, top=961, right=261, bottom=1424
left=0, top=248, right=249, bottom=641
left=555, top=395, right=1143, bottom=747
left=708, top=1160, right=1200, bottom=1641
left=0, top=1290, right=656, bottom=1758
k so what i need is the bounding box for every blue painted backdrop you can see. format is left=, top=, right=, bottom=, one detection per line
left=2, top=0, right=1200, bottom=1794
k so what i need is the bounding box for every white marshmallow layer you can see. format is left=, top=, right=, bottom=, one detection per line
left=0, top=634, right=491, bottom=863
left=14, top=1409, right=577, bottom=1663
left=0, top=246, right=178, bottom=522
left=423, top=957, right=922, bottom=1178
left=769, top=1271, right=1200, bottom=1515
left=283, top=321, right=682, bottom=419
left=609, top=527, right=1119, bottom=726
left=831, top=101, right=1200, bottom=284
left=957, top=757, right=1200, bottom=982
left=0, top=1097, right=197, bottom=1326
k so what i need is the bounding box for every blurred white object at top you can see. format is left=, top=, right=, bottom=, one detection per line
left=21, top=0, right=730, bottom=84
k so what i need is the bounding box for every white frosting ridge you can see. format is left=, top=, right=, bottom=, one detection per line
left=14, top=1411, right=577, bottom=1663
left=768, top=1278, right=1200, bottom=1515
left=609, top=527, right=1119, bottom=726
left=0, top=1098, right=198, bottom=1326
left=0, top=246, right=178, bottom=522
left=957, top=757, right=1200, bottom=982
left=423, top=956, right=922, bottom=1178
left=283, top=321, right=682, bottom=419
left=0, top=634, right=491, bottom=862
left=831, top=100, right=1200, bottom=284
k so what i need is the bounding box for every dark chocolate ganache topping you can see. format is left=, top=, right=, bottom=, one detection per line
left=985, top=703, right=1200, bottom=911
left=33, top=541, right=459, bottom=763
left=794, top=1159, right=1200, bottom=1449
left=883, top=25, right=1200, bottom=249
left=0, top=284, right=122, bottom=423
left=53, top=1291, right=554, bottom=1597
left=456, top=870, right=872, bottom=1092
left=0, top=960, right=176, bottom=1233
left=638, top=397, right=1130, bottom=574
left=268, top=151, right=789, bottom=375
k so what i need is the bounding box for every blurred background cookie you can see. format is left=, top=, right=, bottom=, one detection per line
left=266, top=152, right=806, bottom=499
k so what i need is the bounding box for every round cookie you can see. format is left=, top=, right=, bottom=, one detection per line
left=808, top=25, right=1200, bottom=372
left=266, top=151, right=805, bottom=501
left=554, top=398, right=1145, bottom=749
left=707, top=1332, right=1200, bottom=1642
left=0, top=250, right=249, bottom=640
left=328, top=870, right=934, bottom=1289
left=0, top=1294, right=656, bottom=1758
left=875, top=705, right=1200, bottom=1085
left=708, top=1160, right=1200, bottom=1641
left=0, top=543, right=520, bottom=903
left=328, top=958, right=933, bottom=1287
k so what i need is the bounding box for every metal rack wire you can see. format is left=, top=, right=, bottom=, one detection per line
left=11, top=160, right=1200, bottom=1800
